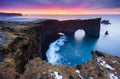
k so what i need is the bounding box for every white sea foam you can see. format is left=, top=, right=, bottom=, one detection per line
left=58, top=32, right=64, bottom=36
left=46, top=34, right=67, bottom=65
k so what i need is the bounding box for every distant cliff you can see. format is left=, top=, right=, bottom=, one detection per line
left=0, top=12, right=22, bottom=17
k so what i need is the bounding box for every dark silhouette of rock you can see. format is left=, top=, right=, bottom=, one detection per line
left=0, top=12, right=22, bottom=17
left=42, top=18, right=101, bottom=38
left=92, top=50, right=105, bottom=59
left=101, top=20, right=111, bottom=25
left=105, top=31, right=109, bottom=35
left=38, top=18, right=101, bottom=59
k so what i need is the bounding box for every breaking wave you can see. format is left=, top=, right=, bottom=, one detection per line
left=46, top=33, right=67, bottom=65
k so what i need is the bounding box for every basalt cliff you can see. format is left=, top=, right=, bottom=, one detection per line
left=0, top=18, right=119, bottom=79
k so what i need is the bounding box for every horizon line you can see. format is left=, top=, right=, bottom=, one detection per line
left=0, top=12, right=120, bottom=15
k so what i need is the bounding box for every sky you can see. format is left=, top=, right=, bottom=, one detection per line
left=0, top=0, right=120, bottom=14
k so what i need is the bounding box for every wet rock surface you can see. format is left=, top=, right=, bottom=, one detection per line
left=0, top=19, right=119, bottom=79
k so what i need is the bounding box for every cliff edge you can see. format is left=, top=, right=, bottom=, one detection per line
left=0, top=18, right=119, bottom=79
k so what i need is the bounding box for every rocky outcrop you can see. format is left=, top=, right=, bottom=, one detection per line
left=0, top=22, right=38, bottom=73
left=38, top=18, right=101, bottom=58
left=0, top=18, right=119, bottom=79
left=101, top=20, right=111, bottom=25
left=41, top=18, right=101, bottom=38
left=18, top=50, right=120, bottom=79
left=0, top=12, right=22, bottom=17
left=0, top=62, right=18, bottom=79
left=76, top=50, right=120, bottom=79
left=20, top=58, right=80, bottom=79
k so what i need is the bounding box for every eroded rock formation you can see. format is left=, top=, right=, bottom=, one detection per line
left=41, top=18, right=101, bottom=38
left=0, top=18, right=119, bottom=79
left=20, top=51, right=120, bottom=79
left=38, top=18, right=101, bottom=59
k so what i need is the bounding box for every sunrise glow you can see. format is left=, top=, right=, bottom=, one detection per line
left=0, top=0, right=120, bottom=14
left=1, top=8, right=120, bottom=15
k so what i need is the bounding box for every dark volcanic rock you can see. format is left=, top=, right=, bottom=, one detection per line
left=42, top=18, right=101, bottom=38
left=101, top=20, right=111, bottom=25
left=38, top=18, right=101, bottom=56
left=92, top=50, right=105, bottom=59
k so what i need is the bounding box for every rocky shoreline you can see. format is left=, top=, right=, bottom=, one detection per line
left=0, top=19, right=120, bottom=79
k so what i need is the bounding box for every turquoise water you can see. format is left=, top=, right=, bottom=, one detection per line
left=45, top=15, right=120, bottom=66
left=1, top=14, right=120, bottom=66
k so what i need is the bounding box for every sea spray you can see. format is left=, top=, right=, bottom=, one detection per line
left=46, top=33, right=67, bottom=65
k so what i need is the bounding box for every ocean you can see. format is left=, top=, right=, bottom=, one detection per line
left=43, top=14, right=120, bottom=66
left=1, top=14, right=120, bottom=66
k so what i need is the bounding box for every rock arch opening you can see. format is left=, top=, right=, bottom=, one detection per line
left=74, top=29, right=85, bottom=41
left=40, top=18, right=101, bottom=60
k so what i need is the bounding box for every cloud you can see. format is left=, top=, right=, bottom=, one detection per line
left=0, top=0, right=120, bottom=10
left=30, top=0, right=51, bottom=4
